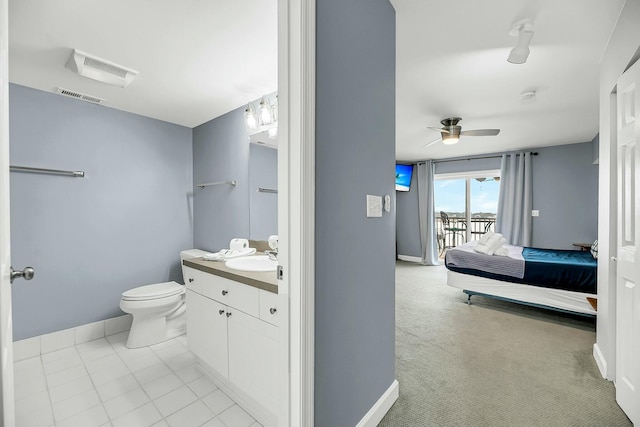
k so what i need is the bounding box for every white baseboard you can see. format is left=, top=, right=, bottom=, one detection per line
left=593, top=343, right=608, bottom=379
left=13, top=314, right=132, bottom=361
left=355, top=379, right=399, bottom=427
left=397, top=255, right=421, bottom=263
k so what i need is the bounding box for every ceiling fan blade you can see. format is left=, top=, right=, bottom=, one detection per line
left=423, top=138, right=441, bottom=148
left=427, top=126, right=450, bottom=134
left=460, top=129, right=500, bottom=136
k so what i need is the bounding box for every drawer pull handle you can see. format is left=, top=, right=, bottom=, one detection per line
left=218, top=309, right=225, bottom=315
left=270, top=308, right=277, bottom=314
left=226, top=312, right=232, bottom=317
left=188, top=278, right=194, bottom=283
left=222, top=290, right=228, bottom=296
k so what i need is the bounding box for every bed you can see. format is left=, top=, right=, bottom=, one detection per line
left=444, top=241, right=597, bottom=317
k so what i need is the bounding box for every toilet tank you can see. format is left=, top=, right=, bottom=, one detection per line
left=180, top=249, right=210, bottom=284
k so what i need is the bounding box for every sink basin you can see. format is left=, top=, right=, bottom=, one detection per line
left=225, top=255, right=277, bottom=272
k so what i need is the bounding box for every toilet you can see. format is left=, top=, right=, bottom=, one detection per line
left=120, top=249, right=209, bottom=348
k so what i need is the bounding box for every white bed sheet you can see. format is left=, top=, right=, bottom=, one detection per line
left=447, top=270, right=596, bottom=316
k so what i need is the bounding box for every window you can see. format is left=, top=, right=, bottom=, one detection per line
left=434, top=170, right=500, bottom=248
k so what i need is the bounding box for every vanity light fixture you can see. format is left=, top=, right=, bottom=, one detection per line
left=508, top=19, right=534, bottom=64
left=259, top=96, right=274, bottom=125
left=244, top=103, right=259, bottom=131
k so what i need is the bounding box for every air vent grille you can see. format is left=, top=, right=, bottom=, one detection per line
left=55, top=87, right=105, bottom=105
left=83, top=57, right=128, bottom=79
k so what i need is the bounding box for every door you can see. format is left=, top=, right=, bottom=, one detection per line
left=185, top=290, right=229, bottom=376
left=615, top=59, right=640, bottom=425
left=0, top=0, right=15, bottom=423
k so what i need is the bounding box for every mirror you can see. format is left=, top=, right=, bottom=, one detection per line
left=249, top=141, right=278, bottom=240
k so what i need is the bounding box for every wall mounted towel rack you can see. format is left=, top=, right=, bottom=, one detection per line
left=257, top=187, right=278, bottom=194
left=197, top=180, right=237, bottom=189
left=10, top=165, right=85, bottom=178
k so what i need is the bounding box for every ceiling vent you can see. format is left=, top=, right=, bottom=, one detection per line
left=55, top=87, right=105, bottom=105
left=65, top=49, right=138, bottom=87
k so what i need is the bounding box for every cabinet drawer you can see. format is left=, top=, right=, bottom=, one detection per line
left=202, top=274, right=260, bottom=317
left=259, top=290, right=279, bottom=326
left=183, top=266, right=211, bottom=294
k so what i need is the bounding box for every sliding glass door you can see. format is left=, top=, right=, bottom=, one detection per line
left=434, top=170, right=500, bottom=250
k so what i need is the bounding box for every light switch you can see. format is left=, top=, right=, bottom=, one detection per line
left=531, top=210, right=540, bottom=217
left=366, top=195, right=383, bottom=218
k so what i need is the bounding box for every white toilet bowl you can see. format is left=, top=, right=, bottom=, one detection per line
left=120, top=249, right=210, bottom=348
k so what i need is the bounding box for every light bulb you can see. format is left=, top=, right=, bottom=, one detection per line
left=244, top=104, right=258, bottom=130
left=259, top=97, right=273, bottom=125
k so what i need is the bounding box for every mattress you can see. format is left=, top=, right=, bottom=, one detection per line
left=445, top=246, right=597, bottom=294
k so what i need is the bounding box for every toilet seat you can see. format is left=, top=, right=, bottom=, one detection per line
left=122, top=281, right=184, bottom=301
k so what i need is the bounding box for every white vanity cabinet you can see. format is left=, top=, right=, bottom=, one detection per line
left=183, top=264, right=279, bottom=424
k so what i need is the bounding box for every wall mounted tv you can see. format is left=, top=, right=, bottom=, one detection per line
left=395, top=164, right=413, bottom=192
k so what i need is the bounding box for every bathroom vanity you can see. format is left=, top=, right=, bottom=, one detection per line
left=182, top=257, right=279, bottom=427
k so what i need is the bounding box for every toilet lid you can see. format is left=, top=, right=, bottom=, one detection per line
left=122, top=281, right=184, bottom=301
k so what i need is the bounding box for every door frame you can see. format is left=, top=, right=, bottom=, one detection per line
left=278, top=0, right=315, bottom=426
left=0, top=0, right=16, bottom=423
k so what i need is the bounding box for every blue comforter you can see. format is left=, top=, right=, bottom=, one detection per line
left=445, top=247, right=597, bottom=294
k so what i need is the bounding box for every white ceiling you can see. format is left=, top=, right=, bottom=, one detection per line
left=9, top=1, right=624, bottom=161
left=8, top=0, right=278, bottom=128
left=392, top=0, right=624, bottom=161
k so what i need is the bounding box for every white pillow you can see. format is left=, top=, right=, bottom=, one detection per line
left=590, top=239, right=598, bottom=259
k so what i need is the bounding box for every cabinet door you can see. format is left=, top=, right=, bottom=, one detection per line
left=227, top=309, right=279, bottom=414
left=186, top=290, right=229, bottom=377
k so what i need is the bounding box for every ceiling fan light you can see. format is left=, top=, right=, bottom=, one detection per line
left=442, top=134, right=459, bottom=145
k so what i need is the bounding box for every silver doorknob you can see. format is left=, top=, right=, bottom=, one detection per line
left=270, top=308, right=277, bottom=314
left=222, top=290, right=228, bottom=296
left=10, top=266, right=35, bottom=284
left=611, top=256, right=617, bottom=262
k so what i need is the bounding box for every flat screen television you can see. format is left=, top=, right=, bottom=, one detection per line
left=395, top=164, right=413, bottom=192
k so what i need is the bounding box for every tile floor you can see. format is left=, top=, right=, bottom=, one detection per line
left=14, top=332, right=262, bottom=427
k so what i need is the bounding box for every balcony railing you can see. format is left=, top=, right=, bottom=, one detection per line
left=436, top=215, right=496, bottom=253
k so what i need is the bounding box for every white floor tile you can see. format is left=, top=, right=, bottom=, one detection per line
left=217, top=404, right=256, bottom=427
left=49, top=375, right=95, bottom=404
left=13, top=335, right=257, bottom=427
left=111, top=402, right=162, bottom=427
left=142, top=372, right=184, bottom=400
left=15, top=389, right=54, bottom=427
left=201, top=389, right=235, bottom=416
left=165, top=400, right=215, bottom=427
left=46, top=364, right=89, bottom=389
left=56, top=404, right=109, bottom=427
left=249, top=422, right=264, bottom=427
left=52, top=389, right=101, bottom=422
left=96, top=374, right=139, bottom=402
left=200, top=417, right=227, bottom=427
left=187, top=376, right=218, bottom=398
left=134, top=361, right=173, bottom=385
left=103, top=387, right=150, bottom=419
left=153, top=384, right=199, bottom=417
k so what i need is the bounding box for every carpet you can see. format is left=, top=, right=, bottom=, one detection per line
left=378, top=261, right=631, bottom=427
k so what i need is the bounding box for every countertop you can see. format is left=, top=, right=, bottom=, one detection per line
left=183, top=256, right=278, bottom=294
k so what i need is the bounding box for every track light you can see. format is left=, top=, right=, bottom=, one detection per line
left=508, top=20, right=534, bottom=64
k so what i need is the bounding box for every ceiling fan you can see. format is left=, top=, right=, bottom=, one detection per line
left=424, top=117, right=500, bottom=148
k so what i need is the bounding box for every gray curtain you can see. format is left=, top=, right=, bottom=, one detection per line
left=417, top=161, right=440, bottom=265
left=496, top=152, right=532, bottom=246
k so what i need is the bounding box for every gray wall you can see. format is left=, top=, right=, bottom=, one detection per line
left=249, top=143, right=277, bottom=240
left=395, top=142, right=598, bottom=256
left=9, top=84, right=193, bottom=340
left=396, top=168, right=421, bottom=257
left=315, top=0, right=396, bottom=426
left=192, top=107, right=250, bottom=252
left=531, top=142, right=598, bottom=249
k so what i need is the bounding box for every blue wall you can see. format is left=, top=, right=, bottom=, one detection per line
left=315, top=0, right=396, bottom=425
left=396, top=142, right=598, bottom=257
left=9, top=84, right=193, bottom=340
left=396, top=169, right=421, bottom=258
left=192, top=107, right=250, bottom=252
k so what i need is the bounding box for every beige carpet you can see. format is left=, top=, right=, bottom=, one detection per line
left=378, top=261, right=632, bottom=427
